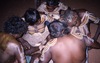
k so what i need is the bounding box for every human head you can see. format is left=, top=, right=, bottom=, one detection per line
left=46, top=0, right=60, bottom=12
left=48, top=20, right=68, bottom=38
left=24, top=8, right=41, bottom=25
left=4, top=16, right=28, bottom=38
left=60, top=9, right=80, bottom=27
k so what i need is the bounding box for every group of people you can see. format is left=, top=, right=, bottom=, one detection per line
left=0, top=0, right=100, bottom=63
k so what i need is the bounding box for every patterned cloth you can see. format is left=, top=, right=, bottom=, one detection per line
left=70, top=11, right=99, bottom=41
left=70, top=11, right=100, bottom=63
left=40, top=38, right=57, bottom=61
left=37, top=2, right=68, bottom=22
left=22, top=26, right=49, bottom=47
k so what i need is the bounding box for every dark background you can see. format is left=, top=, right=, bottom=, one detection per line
left=0, top=0, right=100, bottom=63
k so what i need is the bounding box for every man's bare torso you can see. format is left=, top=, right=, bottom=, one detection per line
left=50, top=34, right=86, bottom=63
left=0, top=33, right=22, bottom=63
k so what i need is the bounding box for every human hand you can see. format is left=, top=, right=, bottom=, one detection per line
left=18, top=38, right=31, bottom=50
left=22, top=41, right=31, bottom=50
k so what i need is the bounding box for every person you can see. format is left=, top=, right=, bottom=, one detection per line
left=39, top=20, right=99, bottom=63
left=37, top=0, right=68, bottom=22
left=19, top=8, right=50, bottom=63
left=60, top=8, right=100, bottom=48
left=60, top=9, right=100, bottom=63
left=47, top=20, right=69, bottom=38
left=74, top=9, right=99, bottom=38
left=0, top=16, right=28, bottom=63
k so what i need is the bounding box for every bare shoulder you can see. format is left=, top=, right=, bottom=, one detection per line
left=0, top=33, right=21, bottom=50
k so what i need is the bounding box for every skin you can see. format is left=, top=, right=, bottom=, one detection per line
left=60, top=9, right=100, bottom=49
left=72, top=9, right=100, bottom=49
left=0, top=33, right=26, bottom=63
left=75, top=9, right=100, bottom=39
left=39, top=34, right=88, bottom=63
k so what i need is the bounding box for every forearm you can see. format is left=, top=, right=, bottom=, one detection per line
left=18, top=38, right=31, bottom=49
left=25, top=47, right=39, bottom=55
left=18, top=38, right=26, bottom=43
left=15, top=45, right=26, bottom=63
left=90, top=41, right=100, bottom=49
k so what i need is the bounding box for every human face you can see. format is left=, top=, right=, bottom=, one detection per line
left=46, top=5, right=58, bottom=12
left=67, top=13, right=79, bottom=27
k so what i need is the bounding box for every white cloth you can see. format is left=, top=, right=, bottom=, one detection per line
left=70, top=11, right=96, bottom=42
left=37, top=2, right=68, bottom=22
left=22, top=26, right=49, bottom=47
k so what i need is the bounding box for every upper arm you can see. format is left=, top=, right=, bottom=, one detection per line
left=39, top=48, right=52, bottom=63
left=8, top=42, right=26, bottom=63
left=7, top=42, right=26, bottom=63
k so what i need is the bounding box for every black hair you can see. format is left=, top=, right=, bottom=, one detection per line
left=48, top=20, right=69, bottom=38
left=46, top=0, right=60, bottom=6
left=59, top=7, right=71, bottom=19
left=60, top=7, right=81, bottom=25
left=4, top=16, right=28, bottom=34
left=62, top=8, right=74, bottom=23
left=24, top=8, right=40, bottom=25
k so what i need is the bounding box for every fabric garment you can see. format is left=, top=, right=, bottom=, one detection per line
left=26, top=56, right=31, bottom=63
left=70, top=11, right=100, bottom=63
left=70, top=11, right=100, bottom=41
left=80, top=11, right=99, bottom=35
left=37, top=2, right=68, bottom=22
left=40, top=38, right=57, bottom=61
left=22, top=26, right=49, bottom=47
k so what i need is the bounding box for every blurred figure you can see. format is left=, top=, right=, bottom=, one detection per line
left=60, top=8, right=100, bottom=63
left=0, top=16, right=28, bottom=63
left=37, top=0, right=68, bottom=22
left=39, top=21, right=95, bottom=63
left=19, top=8, right=50, bottom=63
left=60, top=8, right=100, bottom=48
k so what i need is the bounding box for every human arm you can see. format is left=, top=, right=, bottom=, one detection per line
left=8, top=42, right=26, bottom=63
left=18, top=38, right=31, bottom=50
left=15, top=45, right=26, bottom=63
left=90, top=41, right=100, bottom=49
left=24, top=46, right=39, bottom=55
left=39, top=48, right=52, bottom=63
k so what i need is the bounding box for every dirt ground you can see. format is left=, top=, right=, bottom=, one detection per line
left=0, top=0, right=100, bottom=63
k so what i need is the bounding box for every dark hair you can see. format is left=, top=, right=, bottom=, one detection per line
left=24, top=8, right=40, bottom=25
left=4, top=16, right=28, bottom=34
left=62, top=8, right=74, bottom=23
left=46, top=0, right=60, bottom=6
left=48, top=20, right=68, bottom=38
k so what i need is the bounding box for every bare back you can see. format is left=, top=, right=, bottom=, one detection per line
left=39, top=34, right=86, bottom=63
left=50, top=34, right=86, bottom=63
left=0, top=33, right=25, bottom=63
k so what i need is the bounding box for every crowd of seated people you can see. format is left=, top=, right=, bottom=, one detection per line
left=0, top=0, right=100, bottom=63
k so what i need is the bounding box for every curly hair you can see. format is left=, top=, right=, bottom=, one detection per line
left=4, top=16, right=28, bottom=34
left=24, top=8, right=40, bottom=25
